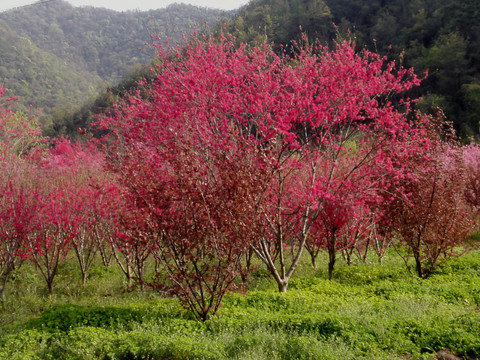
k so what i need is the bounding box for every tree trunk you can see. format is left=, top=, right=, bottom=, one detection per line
left=136, top=257, right=145, bottom=291
left=241, top=247, right=254, bottom=283
left=310, top=251, right=317, bottom=269
left=0, top=268, right=11, bottom=307
left=0, top=278, right=7, bottom=307
left=342, top=249, right=352, bottom=266
left=81, top=270, right=87, bottom=286
left=277, top=280, right=288, bottom=292
left=138, top=272, right=144, bottom=291
left=327, top=230, right=337, bottom=280
left=126, top=263, right=133, bottom=287
left=328, top=246, right=336, bottom=280
left=414, top=253, right=423, bottom=278
left=47, top=278, right=54, bottom=294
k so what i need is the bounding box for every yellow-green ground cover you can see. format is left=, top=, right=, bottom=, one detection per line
left=1, top=250, right=479, bottom=359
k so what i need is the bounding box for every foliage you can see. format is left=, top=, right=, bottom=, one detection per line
left=384, top=139, right=480, bottom=278
left=1, top=251, right=480, bottom=359
left=0, top=92, right=119, bottom=296
left=44, top=64, right=158, bottom=141
left=17, top=139, right=117, bottom=294
left=2, top=0, right=480, bottom=138
left=222, top=0, right=333, bottom=48
left=26, top=300, right=183, bottom=332
left=98, top=35, right=275, bottom=320
left=98, top=34, right=438, bottom=316
left=0, top=17, right=102, bottom=119
left=31, top=0, right=480, bottom=139
left=0, top=2, right=479, bottom=354
left=0, top=86, right=44, bottom=303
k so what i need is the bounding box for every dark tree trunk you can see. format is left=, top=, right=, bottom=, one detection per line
left=47, top=278, right=54, bottom=294
left=328, top=232, right=337, bottom=280
left=414, top=253, right=423, bottom=278
left=328, top=245, right=336, bottom=280
left=310, top=252, right=317, bottom=270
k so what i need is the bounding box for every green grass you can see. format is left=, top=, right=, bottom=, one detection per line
left=1, top=250, right=480, bottom=359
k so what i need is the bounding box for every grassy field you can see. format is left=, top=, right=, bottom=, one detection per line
left=1, top=250, right=479, bottom=359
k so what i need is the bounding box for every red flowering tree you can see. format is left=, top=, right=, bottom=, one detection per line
left=302, top=155, right=376, bottom=278
left=98, top=33, right=433, bottom=308
left=387, top=141, right=479, bottom=278
left=113, top=194, right=159, bottom=290
left=102, top=94, right=266, bottom=318
left=0, top=85, right=44, bottom=302
left=362, top=216, right=394, bottom=265
left=0, top=161, right=41, bottom=302
left=25, top=155, right=77, bottom=294
left=98, top=36, right=275, bottom=319
left=44, top=139, right=119, bottom=286
left=23, top=139, right=115, bottom=293
left=247, top=40, right=432, bottom=287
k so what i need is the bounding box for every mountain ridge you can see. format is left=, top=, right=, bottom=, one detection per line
left=0, top=0, right=229, bottom=116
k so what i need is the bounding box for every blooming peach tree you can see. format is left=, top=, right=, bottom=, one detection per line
left=98, top=34, right=435, bottom=319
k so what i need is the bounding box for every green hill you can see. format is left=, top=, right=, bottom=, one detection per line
left=0, top=0, right=228, bottom=117
left=0, top=17, right=101, bottom=115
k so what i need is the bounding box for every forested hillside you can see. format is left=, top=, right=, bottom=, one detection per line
left=223, top=0, right=333, bottom=46
left=0, top=0, right=228, bottom=116
left=0, top=18, right=101, bottom=116
left=223, top=0, right=480, bottom=137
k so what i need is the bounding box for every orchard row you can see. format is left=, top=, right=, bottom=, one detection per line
left=1, top=35, right=479, bottom=321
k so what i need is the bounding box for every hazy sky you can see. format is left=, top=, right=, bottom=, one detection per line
left=0, top=0, right=249, bottom=12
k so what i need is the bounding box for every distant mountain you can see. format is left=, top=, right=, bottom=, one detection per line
left=0, top=0, right=229, bottom=116
left=0, top=17, right=101, bottom=115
